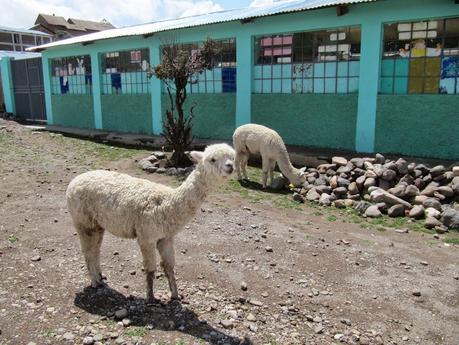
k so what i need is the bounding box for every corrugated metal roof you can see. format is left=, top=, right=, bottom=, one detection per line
left=0, top=25, right=52, bottom=36
left=0, top=50, right=41, bottom=60
left=28, top=0, right=377, bottom=52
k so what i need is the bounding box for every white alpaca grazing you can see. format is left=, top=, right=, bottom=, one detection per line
left=66, top=144, right=235, bottom=302
left=233, top=124, right=306, bottom=188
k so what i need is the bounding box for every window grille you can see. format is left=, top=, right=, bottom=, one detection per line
left=254, top=27, right=361, bottom=94
left=161, top=38, right=236, bottom=94
left=380, top=17, right=459, bottom=94
left=51, top=55, right=92, bottom=95
left=101, top=48, right=150, bottom=94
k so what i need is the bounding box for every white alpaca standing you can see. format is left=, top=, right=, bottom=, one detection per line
left=233, top=124, right=306, bottom=188
left=66, top=144, right=235, bottom=301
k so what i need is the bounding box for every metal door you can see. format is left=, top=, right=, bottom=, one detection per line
left=11, top=58, right=46, bottom=122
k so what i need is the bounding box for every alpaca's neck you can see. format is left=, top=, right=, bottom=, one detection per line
left=276, top=148, right=299, bottom=180
left=163, top=166, right=216, bottom=227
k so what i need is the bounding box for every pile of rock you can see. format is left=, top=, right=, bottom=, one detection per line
left=138, top=151, right=193, bottom=176
left=290, top=154, right=459, bottom=232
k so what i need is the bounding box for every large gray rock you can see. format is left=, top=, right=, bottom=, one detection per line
left=425, top=207, right=441, bottom=219
left=421, top=185, right=437, bottom=197
left=371, top=188, right=412, bottom=208
left=348, top=182, right=359, bottom=195
left=414, top=195, right=428, bottom=205
left=355, top=201, right=372, bottom=214
left=437, top=186, right=454, bottom=198
left=337, top=177, right=350, bottom=187
left=415, top=164, right=429, bottom=175
left=364, top=178, right=377, bottom=189
left=388, top=185, right=405, bottom=198
left=356, top=176, right=366, bottom=187
left=333, top=187, right=348, bottom=196
left=337, top=165, right=352, bottom=174
left=319, top=193, right=332, bottom=206
left=453, top=166, right=459, bottom=177
left=409, top=205, right=425, bottom=219
left=425, top=216, right=442, bottom=229
left=332, top=156, right=348, bottom=166
left=388, top=204, right=406, bottom=217
left=430, top=165, right=446, bottom=177
left=152, top=151, right=166, bottom=159
left=365, top=205, right=382, bottom=218
left=441, top=209, right=459, bottom=230
left=139, top=159, right=158, bottom=173
left=422, top=198, right=442, bottom=211
left=316, top=185, right=332, bottom=194
left=375, top=153, right=385, bottom=164
left=306, top=188, right=321, bottom=201
left=350, top=157, right=364, bottom=168
left=395, top=158, right=408, bottom=175
left=453, top=183, right=459, bottom=195
left=381, top=169, right=397, bottom=181
left=271, top=175, right=288, bottom=190
left=404, top=185, right=420, bottom=198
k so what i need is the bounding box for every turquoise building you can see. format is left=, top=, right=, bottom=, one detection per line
left=3, top=0, right=459, bottom=159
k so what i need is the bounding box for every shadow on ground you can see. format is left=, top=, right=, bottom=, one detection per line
left=74, top=286, right=252, bottom=345
left=238, top=179, right=292, bottom=195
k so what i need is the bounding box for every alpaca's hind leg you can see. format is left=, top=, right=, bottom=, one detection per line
left=157, top=237, right=178, bottom=300
left=76, top=225, right=105, bottom=287
left=261, top=157, right=269, bottom=188
left=268, top=159, right=276, bottom=187
left=241, top=152, right=249, bottom=180
left=235, top=152, right=243, bottom=180
left=138, top=240, right=157, bottom=302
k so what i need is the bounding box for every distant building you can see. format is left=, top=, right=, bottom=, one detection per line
left=31, top=14, right=115, bottom=40
left=0, top=26, right=52, bottom=52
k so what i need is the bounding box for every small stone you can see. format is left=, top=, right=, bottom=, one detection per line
left=388, top=204, right=405, bottom=218
left=292, top=192, right=304, bottom=203
left=332, top=156, right=348, bottom=166
left=430, top=165, right=446, bottom=177
left=319, top=193, right=332, bottom=206
left=375, top=153, right=385, bottom=164
left=221, top=319, right=233, bottom=329
left=265, top=246, right=273, bottom=252
left=246, top=313, right=256, bottom=321
left=412, top=290, right=421, bottom=297
left=452, top=166, right=459, bottom=177
left=122, top=318, right=131, bottom=327
left=83, top=336, right=94, bottom=345
left=365, top=205, right=382, bottom=218
left=114, top=308, right=128, bottom=320
left=425, top=207, right=441, bottom=219
left=63, top=332, right=75, bottom=341
left=249, top=299, right=263, bottom=306
left=425, top=216, right=442, bottom=229
left=334, top=333, right=345, bottom=341
left=306, top=188, right=321, bottom=201
left=314, top=325, right=324, bottom=334
left=409, top=205, right=425, bottom=219
left=31, top=255, right=41, bottom=262
left=441, top=209, right=459, bottom=230
left=422, top=198, right=442, bottom=211
left=241, top=282, right=248, bottom=291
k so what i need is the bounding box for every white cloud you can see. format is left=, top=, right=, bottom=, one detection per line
left=0, top=0, right=223, bottom=29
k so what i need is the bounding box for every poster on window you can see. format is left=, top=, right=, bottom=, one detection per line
left=130, top=50, right=141, bottom=63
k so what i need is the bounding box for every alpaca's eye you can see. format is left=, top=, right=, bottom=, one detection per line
left=210, top=158, right=216, bottom=163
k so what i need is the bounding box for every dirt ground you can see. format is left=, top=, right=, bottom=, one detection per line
left=0, top=119, right=458, bottom=345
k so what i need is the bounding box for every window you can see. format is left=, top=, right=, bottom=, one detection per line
left=380, top=17, right=459, bottom=94
left=21, top=35, right=35, bottom=45
left=254, top=26, right=361, bottom=94
left=51, top=56, right=92, bottom=95
left=0, top=33, right=12, bottom=43
left=161, top=38, right=236, bottom=94
left=101, top=48, right=150, bottom=94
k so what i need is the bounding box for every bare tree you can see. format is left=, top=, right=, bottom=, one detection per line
left=149, top=37, right=220, bottom=167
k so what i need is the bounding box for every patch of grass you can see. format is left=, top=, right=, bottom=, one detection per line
left=124, top=326, right=146, bottom=337
left=327, top=215, right=337, bottom=222
left=443, top=236, right=459, bottom=245
left=313, top=211, right=323, bottom=216
left=7, top=234, right=18, bottom=243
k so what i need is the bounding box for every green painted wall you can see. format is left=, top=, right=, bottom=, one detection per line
left=51, top=95, right=94, bottom=128
left=161, top=93, right=236, bottom=140
left=101, top=94, right=152, bottom=134
left=375, top=95, right=459, bottom=160
left=252, top=94, right=357, bottom=150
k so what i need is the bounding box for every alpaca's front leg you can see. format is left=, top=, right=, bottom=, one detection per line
left=138, top=239, right=157, bottom=302
left=261, top=158, right=269, bottom=188
left=157, top=237, right=178, bottom=300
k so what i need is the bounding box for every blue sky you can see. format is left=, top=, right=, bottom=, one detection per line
left=0, top=0, right=276, bottom=29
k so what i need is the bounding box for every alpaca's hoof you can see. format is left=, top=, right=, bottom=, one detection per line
left=170, top=294, right=180, bottom=301
left=90, top=281, right=106, bottom=289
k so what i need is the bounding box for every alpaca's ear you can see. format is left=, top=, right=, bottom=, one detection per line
left=189, top=151, right=204, bottom=163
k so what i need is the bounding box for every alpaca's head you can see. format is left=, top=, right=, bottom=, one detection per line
left=290, top=167, right=307, bottom=187
left=189, top=143, right=235, bottom=180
